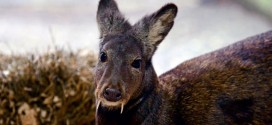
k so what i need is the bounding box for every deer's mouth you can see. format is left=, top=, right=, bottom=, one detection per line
left=96, top=99, right=124, bottom=113
left=96, top=96, right=130, bottom=114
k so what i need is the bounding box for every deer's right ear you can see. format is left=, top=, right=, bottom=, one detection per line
left=132, top=4, right=178, bottom=59
left=97, top=0, right=131, bottom=38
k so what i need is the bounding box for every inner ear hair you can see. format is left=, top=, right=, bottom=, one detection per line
left=148, top=3, right=178, bottom=46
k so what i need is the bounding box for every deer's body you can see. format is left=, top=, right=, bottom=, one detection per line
left=160, top=31, right=272, bottom=124
left=94, top=0, right=272, bottom=124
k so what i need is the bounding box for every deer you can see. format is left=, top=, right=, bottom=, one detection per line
left=94, top=0, right=272, bottom=124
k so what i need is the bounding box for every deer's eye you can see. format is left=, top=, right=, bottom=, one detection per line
left=100, top=52, right=107, bottom=62
left=131, top=59, right=142, bottom=69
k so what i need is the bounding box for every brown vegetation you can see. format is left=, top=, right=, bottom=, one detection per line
left=0, top=50, right=97, bottom=125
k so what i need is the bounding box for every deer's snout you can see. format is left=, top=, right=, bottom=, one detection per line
left=103, top=88, right=122, bottom=102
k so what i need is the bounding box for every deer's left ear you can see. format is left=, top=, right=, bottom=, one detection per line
left=97, top=0, right=131, bottom=38
left=132, top=3, right=178, bottom=58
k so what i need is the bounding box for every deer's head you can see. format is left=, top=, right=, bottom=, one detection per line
left=94, top=0, right=177, bottom=113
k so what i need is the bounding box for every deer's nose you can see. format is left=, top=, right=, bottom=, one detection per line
left=103, top=88, right=122, bottom=102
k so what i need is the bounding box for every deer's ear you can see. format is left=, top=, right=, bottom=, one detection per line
left=97, top=0, right=131, bottom=38
left=132, top=4, right=178, bottom=58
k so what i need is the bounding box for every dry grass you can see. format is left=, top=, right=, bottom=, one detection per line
left=0, top=50, right=97, bottom=125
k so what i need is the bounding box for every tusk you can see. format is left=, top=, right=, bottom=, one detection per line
left=96, top=100, right=101, bottom=111
left=120, top=103, right=124, bottom=114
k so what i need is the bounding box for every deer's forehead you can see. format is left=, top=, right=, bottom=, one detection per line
left=101, top=36, right=143, bottom=57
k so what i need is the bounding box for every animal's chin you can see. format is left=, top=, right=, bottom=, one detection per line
left=96, top=99, right=127, bottom=114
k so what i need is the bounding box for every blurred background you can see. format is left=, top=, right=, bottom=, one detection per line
left=0, top=0, right=272, bottom=75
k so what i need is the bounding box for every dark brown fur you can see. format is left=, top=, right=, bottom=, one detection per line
left=160, top=31, right=272, bottom=124
left=94, top=0, right=272, bottom=124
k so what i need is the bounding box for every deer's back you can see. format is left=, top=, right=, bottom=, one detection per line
left=159, top=30, right=272, bottom=125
